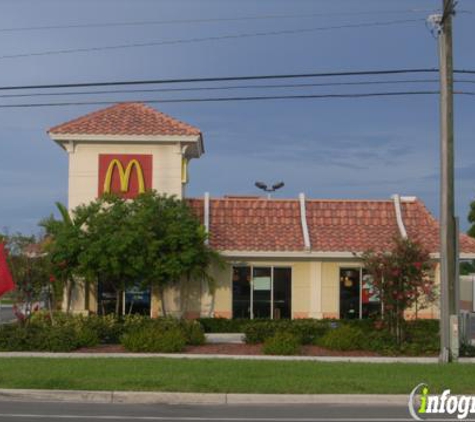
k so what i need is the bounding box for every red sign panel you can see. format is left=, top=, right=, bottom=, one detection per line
left=98, top=154, right=153, bottom=199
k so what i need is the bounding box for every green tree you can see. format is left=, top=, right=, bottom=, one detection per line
left=361, top=238, right=437, bottom=345
left=41, top=202, right=86, bottom=313
left=43, top=192, right=221, bottom=317
left=467, top=200, right=475, bottom=238
left=462, top=201, right=475, bottom=275
left=128, top=193, right=222, bottom=316
left=0, top=233, right=59, bottom=322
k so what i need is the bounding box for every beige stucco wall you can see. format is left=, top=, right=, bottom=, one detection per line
left=291, top=262, right=311, bottom=318
left=75, top=258, right=443, bottom=321
left=67, top=142, right=184, bottom=210
left=321, top=262, right=340, bottom=319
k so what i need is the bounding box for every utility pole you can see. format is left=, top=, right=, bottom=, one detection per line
left=436, top=0, right=457, bottom=363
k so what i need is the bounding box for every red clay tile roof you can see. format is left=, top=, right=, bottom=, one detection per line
left=187, top=197, right=475, bottom=254
left=48, top=102, right=201, bottom=136
left=188, top=198, right=305, bottom=252
left=402, top=200, right=475, bottom=253
left=305, top=200, right=399, bottom=252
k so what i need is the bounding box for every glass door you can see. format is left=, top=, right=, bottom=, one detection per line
left=340, top=267, right=381, bottom=319
left=252, top=267, right=272, bottom=319
left=273, top=267, right=292, bottom=319
left=232, top=265, right=292, bottom=319
left=339, top=268, right=361, bottom=319
left=232, top=266, right=251, bottom=319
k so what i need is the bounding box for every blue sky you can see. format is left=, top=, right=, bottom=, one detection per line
left=0, top=0, right=474, bottom=234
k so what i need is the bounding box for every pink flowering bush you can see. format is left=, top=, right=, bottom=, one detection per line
left=361, top=238, right=437, bottom=344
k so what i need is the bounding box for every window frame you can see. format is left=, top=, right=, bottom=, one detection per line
left=231, top=264, right=292, bottom=320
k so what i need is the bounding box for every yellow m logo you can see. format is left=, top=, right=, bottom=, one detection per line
left=103, top=159, right=146, bottom=194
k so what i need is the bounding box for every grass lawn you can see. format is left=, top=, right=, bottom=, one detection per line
left=0, top=358, right=473, bottom=394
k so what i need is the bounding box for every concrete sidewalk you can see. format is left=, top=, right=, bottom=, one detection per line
left=205, top=333, right=244, bottom=344
left=0, top=388, right=409, bottom=406
left=0, top=351, right=444, bottom=363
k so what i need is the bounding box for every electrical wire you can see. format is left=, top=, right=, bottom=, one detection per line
left=0, top=69, right=442, bottom=91
left=2, top=91, right=475, bottom=108
left=0, top=18, right=424, bottom=60
left=0, top=79, right=448, bottom=99
left=0, top=9, right=438, bottom=33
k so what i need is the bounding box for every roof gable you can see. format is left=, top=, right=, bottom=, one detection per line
left=48, top=102, right=201, bottom=137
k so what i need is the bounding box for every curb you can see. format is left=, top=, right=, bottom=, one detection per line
left=0, top=352, right=444, bottom=363
left=0, top=389, right=409, bottom=405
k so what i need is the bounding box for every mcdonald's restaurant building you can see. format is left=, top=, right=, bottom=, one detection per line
left=47, top=102, right=475, bottom=320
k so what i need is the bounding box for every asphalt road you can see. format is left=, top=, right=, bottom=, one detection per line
left=0, top=305, right=14, bottom=323
left=0, top=401, right=436, bottom=422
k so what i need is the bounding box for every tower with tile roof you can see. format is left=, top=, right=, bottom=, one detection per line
left=48, top=102, right=203, bottom=210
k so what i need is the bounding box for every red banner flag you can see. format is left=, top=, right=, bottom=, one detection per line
left=0, top=243, right=15, bottom=297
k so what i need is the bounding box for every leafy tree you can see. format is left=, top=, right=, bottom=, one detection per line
left=41, top=202, right=86, bottom=313
left=463, top=201, right=475, bottom=275
left=467, top=200, right=475, bottom=238
left=0, top=233, right=60, bottom=322
left=361, top=238, right=437, bottom=344
left=43, top=192, right=221, bottom=317
left=460, top=260, right=475, bottom=275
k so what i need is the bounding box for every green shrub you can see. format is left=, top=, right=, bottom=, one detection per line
left=402, top=320, right=439, bottom=356
left=244, top=319, right=330, bottom=344
left=0, top=323, right=29, bottom=351
left=263, top=332, right=301, bottom=355
left=318, top=325, right=366, bottom=351
left=31, top=324, right=79, bottom=352
left=460, top=342, right=475, bottom=357
left=122, top=314, right=151, bottom=334
left=180, top=320, right=205, bottom=346
left=0, top=323, right=79, bottom=352
left=121, top=326, right=186, bottom=353
left=74, top=326, right=100, bottom=348
left=197, top=318, right=248, bottom=333
left=81, top=314, right=122, bottom=344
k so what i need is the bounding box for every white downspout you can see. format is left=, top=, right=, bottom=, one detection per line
left=204, top=192, right=210, bottom=245
left=391, top=194, right=408, bottom=239
left=299, top=193, right=311, bottom=251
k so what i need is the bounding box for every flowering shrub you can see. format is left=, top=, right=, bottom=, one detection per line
left=361, top=238, right=437, bottom=344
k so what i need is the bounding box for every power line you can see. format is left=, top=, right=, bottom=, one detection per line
left=0, top=79, right=449, bottom=99
left=1, top=91, right=475, bottom=108
left=0, top=9, right=437, bottom=33
left=0, top=69, right=442, bottom=91
left=0, top=18, right=424, bottom=60
left=454, top=70, right=475, bottom=75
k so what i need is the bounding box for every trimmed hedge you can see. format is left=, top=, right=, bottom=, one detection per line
left=0, top=313, right=441, bottom=355
left=317, top=325, right=366, bottom=351
left=0, top=313, right=205, bottom=352
left=121, top=327, right=186, bottom=353
left=263, top=332, right=301, bottom=355
left=244, top=319, right=331, bottom=345
left=197, top=318, right=248, bottom=333
left=119, top=318, right=204, bottom=352
left=0, top=322, right=96, bottom=352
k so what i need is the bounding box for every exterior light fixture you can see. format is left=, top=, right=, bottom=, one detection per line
left=254, top=181, right=285, bottom=198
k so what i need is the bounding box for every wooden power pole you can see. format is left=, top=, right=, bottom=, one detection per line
left=437, top=0, right=457, bottom=363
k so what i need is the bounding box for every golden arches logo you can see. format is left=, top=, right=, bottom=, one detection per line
left=103, top=159, right=146, bottom=194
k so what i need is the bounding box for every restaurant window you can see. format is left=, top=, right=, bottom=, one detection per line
left=232, top=266, right=292, bottom=319
left=339, top=267, right=380, bottom=319
left=97, top=280, right=151, bottom=316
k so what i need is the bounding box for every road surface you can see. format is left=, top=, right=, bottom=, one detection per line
left=0, top=305, right=14, bottom=323
left=0, top=401, right=439, bottom=422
